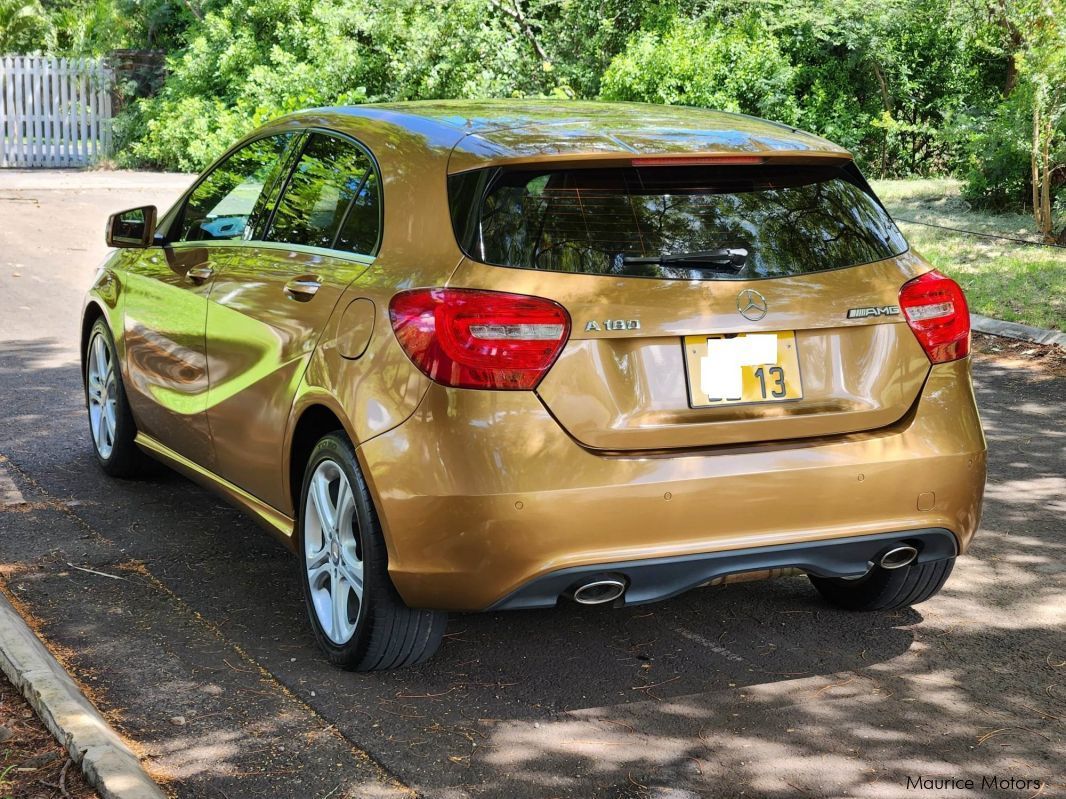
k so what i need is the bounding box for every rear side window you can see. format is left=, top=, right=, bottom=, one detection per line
left=267, top=133, right=381, bottom=255
left=448, top=164, right=907, bottom=280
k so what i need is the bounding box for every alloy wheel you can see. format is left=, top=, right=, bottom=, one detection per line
left=86, top=333, right=118, bottom=460
left=304, top=459, right=364, bottom=645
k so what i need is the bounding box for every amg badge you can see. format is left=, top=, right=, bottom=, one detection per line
left=585, top=319, right=641, bottom=332
left=847, top=305, right=900, bottom=319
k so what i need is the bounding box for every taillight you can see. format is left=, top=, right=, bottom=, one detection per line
left=899, top=270, right=970, bottom=363
left=389, top=288, right=571, bottom=390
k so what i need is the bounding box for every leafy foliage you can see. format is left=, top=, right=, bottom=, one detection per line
left=951, top=0, right=1065, bottom=238
left=0, top=0, right=1062, bottom=232
left=599, top=15, right=799, bottom=124
left=956, top=88, right=1033, bottom=211
left=0, top=0, right=49, bottom=52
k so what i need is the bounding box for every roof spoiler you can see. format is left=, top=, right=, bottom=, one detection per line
left=447, top=149, right=854, bottom=174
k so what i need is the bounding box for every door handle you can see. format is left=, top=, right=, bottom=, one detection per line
left=285, top=276, right=322, bottom=300
left=186, top=266, right=213, bottom=284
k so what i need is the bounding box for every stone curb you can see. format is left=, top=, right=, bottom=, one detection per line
left=0, top=593, right=167, bottom=799
left=972, top=314, right=1066, bottom=348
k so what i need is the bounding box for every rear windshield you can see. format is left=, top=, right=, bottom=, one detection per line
left=448, top=163, right=908, bottom=281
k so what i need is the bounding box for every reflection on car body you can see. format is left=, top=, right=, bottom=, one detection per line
left=82, top=101, right=986, bottom=670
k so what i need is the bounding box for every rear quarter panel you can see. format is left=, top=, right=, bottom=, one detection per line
left=285, top=111, right=469, bottom=515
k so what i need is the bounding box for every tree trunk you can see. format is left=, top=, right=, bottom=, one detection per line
left=872, top=61, right=893, bottom=115
left=994, top=0, right=1024, bottom=95
left=1032, top=102, right=1043, bottom=231
left=489, top=0, right=549, bottom=63
left=181, top=0, right=204, bottom=22
left=871, top=60, right=892, bottom=177
left=1039, top=115, right=1054, bottom=243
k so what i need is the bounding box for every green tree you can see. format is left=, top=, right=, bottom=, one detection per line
left=598, top=14, right=799, bottom=124
left=0, top=0, right=50, bottom=52
left=44, top=0, right=1055, bottom=222
left=1017, top=1, right=1066, bottom=240
left=777, top=0, right=986, bottom=176
left=956, top=0, right=1065, bottom=238
left=45, top=0, right=199, bottom=55
left=122, top=0, right=601, bottom=169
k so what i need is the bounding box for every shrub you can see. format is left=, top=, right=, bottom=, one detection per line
left=598, top=15, right=799, bottom=125
left=956, top=90, right=1034, bottom=211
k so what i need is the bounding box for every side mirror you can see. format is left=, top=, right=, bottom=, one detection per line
left=106, top=205, right=157, bottom=248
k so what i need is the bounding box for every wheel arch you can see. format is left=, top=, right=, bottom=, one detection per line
left=287, top=399, right=356, bottom=518
left=80, top=301, right=108, bottom=376
left=286, top=396, right=423, bottom=621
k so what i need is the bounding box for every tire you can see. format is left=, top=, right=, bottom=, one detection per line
left=297, top=431, right=446, bottom=670
left=84, top=318, right=147, bottom=477
left=809, top=557, right=955, bottom=611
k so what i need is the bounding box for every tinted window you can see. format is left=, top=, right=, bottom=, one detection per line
left=449, top=164, right=907, bottom=280
left=267, top=133, right=380, bottom=254
left=177, top=134, right=293, bottom=242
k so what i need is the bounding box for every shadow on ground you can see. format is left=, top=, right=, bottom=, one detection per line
left=1, top=337, right=1063, bottom=798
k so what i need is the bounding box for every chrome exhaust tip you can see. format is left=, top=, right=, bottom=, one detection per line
left=571, top=578, right=626, bottom=605
left=879, top=545, right=918, bottom=570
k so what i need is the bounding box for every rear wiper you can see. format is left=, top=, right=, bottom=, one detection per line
left=620, top=247, right=749, bottom=271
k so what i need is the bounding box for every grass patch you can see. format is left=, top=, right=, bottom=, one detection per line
left=870, top=178, right=1064, bottom=331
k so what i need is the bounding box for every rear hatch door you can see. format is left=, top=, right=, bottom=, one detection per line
left=446, top=159, right=931, bottom=451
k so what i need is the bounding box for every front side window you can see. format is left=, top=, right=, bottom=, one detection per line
left=176, top=134, right=294, bottom=242
left=267, top=133, right=381, bottom=255
left=449, top=163, right=908, bottom=280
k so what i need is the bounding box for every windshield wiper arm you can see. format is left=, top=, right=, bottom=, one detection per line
left=621, top=248, right=748, bottom=271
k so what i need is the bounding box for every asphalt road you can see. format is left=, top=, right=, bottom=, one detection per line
left=1, top=171, right=1064, bottom=799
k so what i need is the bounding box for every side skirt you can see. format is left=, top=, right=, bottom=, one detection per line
left=134, top=433, right=296, bottom=550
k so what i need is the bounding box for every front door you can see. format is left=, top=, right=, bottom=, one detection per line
left=205, top=130, right=382, bottom=509
left=122, top=132, right=298, bottom=470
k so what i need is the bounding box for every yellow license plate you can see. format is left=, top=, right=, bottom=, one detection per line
left=684, top=332, right=803, bottom=407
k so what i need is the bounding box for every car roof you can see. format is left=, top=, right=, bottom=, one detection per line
left=294, top=100, right=850, bottom=172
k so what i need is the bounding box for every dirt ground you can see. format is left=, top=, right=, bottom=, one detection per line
left=0, top=671, right=99, bottom=799
left=973, top=333, right=1066, bottom=377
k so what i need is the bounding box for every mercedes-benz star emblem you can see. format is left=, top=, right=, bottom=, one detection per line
left=736, top=289, right=768, bottom=321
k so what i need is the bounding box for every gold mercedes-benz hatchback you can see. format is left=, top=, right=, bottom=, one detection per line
left=83, top=100, right=986, bottom=670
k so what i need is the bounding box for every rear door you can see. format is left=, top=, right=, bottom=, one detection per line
left=205, top=130, right=381, bottom=508
left=122, top=132, right=296, bottom=468
left=446, top=159, right=931, bottom=450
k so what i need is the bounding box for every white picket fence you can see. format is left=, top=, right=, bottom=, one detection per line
left=0, top=55, right=113, bottom=168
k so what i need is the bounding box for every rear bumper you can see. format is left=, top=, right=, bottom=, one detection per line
left=490, top=528, right=958, bottom=610
left=357, top=358, right=986, bottom=611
